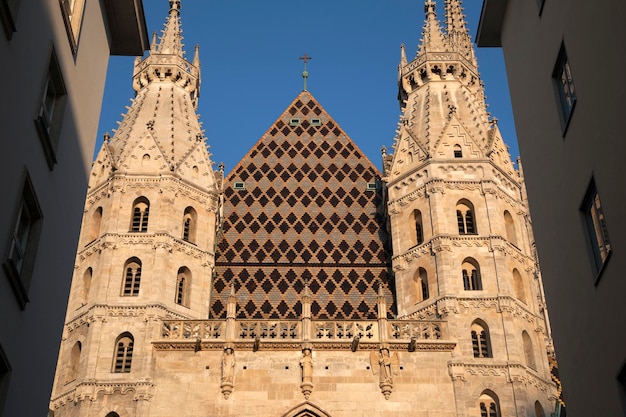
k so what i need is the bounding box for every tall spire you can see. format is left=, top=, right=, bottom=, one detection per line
left=418, top=0, right=447, bottom=55
left=157, top=0, right=184, bottom=56
left=444, top=0, right=477, bottom=67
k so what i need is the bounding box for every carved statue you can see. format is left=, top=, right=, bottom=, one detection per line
left=370, top=348, right=399, bottom=400
left=220, top=347, right=235, bottom=399
left=300, top=348, right=314, bottom=399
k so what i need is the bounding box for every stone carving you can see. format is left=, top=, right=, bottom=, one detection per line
left=300, top=348, right=314, bottom=399
left=220, top=347, right=235, bottom=399
left=370, top=348, right=399, bottom=400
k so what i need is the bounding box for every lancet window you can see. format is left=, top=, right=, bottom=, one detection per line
left=462, top=258, right=482, bottom=291
left=122, top=258, right=141, bottom=296
left=130, top=197, right=149, bottom=232
left=471, top=320, right=492, bottom=358
left=456, top=199, right=476, bottom=234
left=112, top=333, right=134, bottom=373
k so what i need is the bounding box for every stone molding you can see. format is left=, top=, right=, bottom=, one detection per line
left=50, top=381, right=155, bottom=410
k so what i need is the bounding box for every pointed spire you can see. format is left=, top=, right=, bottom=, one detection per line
left=192, top=44, right=200, bottom=67
left=400, top=44, right=407, bottom=67
left=444, top=0, right=477, bottom=67
left=157, top=0, right=184, bottom=56
left=418, top=0, right=447, bottom=55
left=150, top=31, right=157, bottom=53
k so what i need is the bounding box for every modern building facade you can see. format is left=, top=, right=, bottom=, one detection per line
left=477, top=0, right=625, bottom=415
left=0, top=0, right=148, bottom=415
left=50, top=1, right=559, bottom=416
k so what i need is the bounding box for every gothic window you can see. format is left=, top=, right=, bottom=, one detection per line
left=66, top=341, right=81, bottom=383
left=453, top=144, right=463, bottom=158
left=3, top=171, right=43, bottom=309
left=471, top=320, right=492, bottom=358
left=523, top=331, right=537, bottom=370
left=462, top=258, right=482, bottom=291
left=81, top=267, right=92, bottom=304
left=456, top=200, right=476, bottom=234
left=87, top=207, right=102, bottom=244
left=182, top=206, right=197, bottom=243
left=105, top=413, right=120, bottom=417
left=581, top=179, right=611, bottom=275
left=503, top=210, right=518, bottom=247
left=413, top=267, right=429, bottom=302
left=534, top=401, right=546, bottom=417
left=35, top=49, right=67, bottom=170
left=175, top=267, right=191, bottom=307
left=553, top=43, right=576, bottom=130
left=59, top=0, right=86, bottom=52
left=130, top=197, right=149, bottom=232
left=413, top=209, right=424, bottom=245
left=512, top=268, right=526, bottom=303
left=121, top=258, right=141, bottom=296
left=112, top=333, right=133, bottom=373
left=479, top=391, right=500, bottom=417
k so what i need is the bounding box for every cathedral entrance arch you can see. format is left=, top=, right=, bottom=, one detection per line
left=282, top=401, right=332, bottom=417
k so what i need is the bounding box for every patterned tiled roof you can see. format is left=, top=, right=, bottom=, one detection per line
left=210, top=91, right=394, bottom=320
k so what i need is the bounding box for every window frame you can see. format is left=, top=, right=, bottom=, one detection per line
left=59, top=0, right=86, bottom=53
left=580, top=178, right=612, bottom=283
left=34, top=48, right=67, bottom=170
left=553, top=43, right=576, bottom=135
left=0, top=0, right=20, bottom=39
left=112, top=333, right=134, bottom=373
left=3, top=170, right=43, bottom=309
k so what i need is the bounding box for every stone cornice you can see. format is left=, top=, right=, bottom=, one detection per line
left=76, top=232, right=215, bottom=263
left=50, top=380, right=155, bottom=409
left=447, top=360, right=556, bottom=393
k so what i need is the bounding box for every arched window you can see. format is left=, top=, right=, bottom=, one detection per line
left=81, top=267, right=92, bottom=303
left=66, top=341, right=81, bottom=383
left=453, top=144, right=463, bottom=158
left=87, top=207, right=102, bottom=243
left=112, top=333, right=134, bottom=373
left=504, top=210, right=518, bottom=246
left=471, top=320, right=492, bottom=358
left=456, top=199, right=476, bottom=234
left=105, top=413, right=120, bottom=417
left=512, top=268, right=526, bottom=303
left=479, top=391, right=501, bottom=417
left=413, top=209, right=424, bottom=245
left=523, top=331, right=537, bottom=370
left=175, top=267, right=191, bottom=307
left=534, top=401, right=546, bottom=417
left=121, top=258, right=141, bottom=296
left=413, top=267, right=429, bottom=302
left=130, top=197, right=149, bottom=232
left=462, top=258, right=482, bottom=290
left=182, top=206, right=197, bottom=243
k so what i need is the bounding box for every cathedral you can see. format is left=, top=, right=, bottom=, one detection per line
left=49, top=1, right=561, bottom=416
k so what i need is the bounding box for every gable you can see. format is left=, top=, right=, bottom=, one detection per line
left=210, top=92, right=394, bottom=320
left=118, top=132, right=170, bottom=174
left=434, top=117, right=484, bottom=159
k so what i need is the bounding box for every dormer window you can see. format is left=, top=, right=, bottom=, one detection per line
left=289, top=118, right=301, bottom=126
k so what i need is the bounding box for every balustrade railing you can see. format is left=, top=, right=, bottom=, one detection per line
left=160, top=319, right=445, bottom=343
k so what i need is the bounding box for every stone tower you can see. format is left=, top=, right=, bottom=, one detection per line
left=50, top=1, right=559, bottom=416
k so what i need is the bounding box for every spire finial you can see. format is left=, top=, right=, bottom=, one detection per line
left=157, top=0, right=184, bottom=56
left=444, top=0, right=477, bottom=67
left=299, top=53, right=312, bottom=91
left=418, top=0, right=447, bottom=55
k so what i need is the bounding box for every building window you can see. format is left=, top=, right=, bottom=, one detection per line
left=182, top=207, right=197, bottom=243
left=112, top=333, right=134, bottom=373
left=512, top=268, right=527, bottom=304
left=522, top=331, right=537, bottom=370
left=105, top=413, right=120, bottom=417
left=462, top=258, right=482, bottom=291
left=413, top=209, right=424, bottom=245
left=65, top=341, right=81, bottom=383
left=553, top=44, right=576, bottom=131
left=479, top=391, right=500, bottom=417
left=289, top=118, right=301, bottom=126
left=0, top=343, right=11, bottom=413
left=413, top=267, right=429, bottom=302
left=453, top=144, right=463, bottom=158
left=456, top=200, right=476, bottom=234
left=503, top=210, right=518, bottom=247
left=175, top=267, right=191, bottom=307
left=130, top=197, right=149, bottom=232
left=86, top=206, right=102, bottom=244
left=3, top=171, right=43, bottom=309
left=233, top=181, right=245, bottom=190
left=81, top=267, right=92, bottom=304
left=121, top=258, right=141, bottom=296
left=581, top=180, right=611, bottom=276
left=0, top=0, right=20, bottom=38
left=471, top=320, right=492, bottom=358
left=59, top=0, right=85, bottom=53
left=534, top=401, right=546, bottom=417
left=34, top=49, right=67, bottom=170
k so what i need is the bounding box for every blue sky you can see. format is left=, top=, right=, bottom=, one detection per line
left=97, top=0, right=516, bottom=173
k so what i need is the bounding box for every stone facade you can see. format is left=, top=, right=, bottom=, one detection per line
left=50, top=1, right=559, bottom=416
